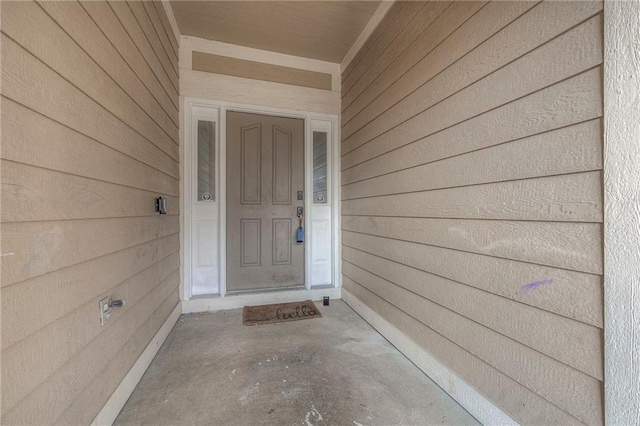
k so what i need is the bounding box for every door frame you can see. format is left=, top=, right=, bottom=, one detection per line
left=182, top=96, right=341, bottom=300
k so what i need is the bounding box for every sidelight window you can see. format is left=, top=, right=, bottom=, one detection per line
left=312, top=131, right=328, bottom=204
left=197, top=120, right=216, bottom=201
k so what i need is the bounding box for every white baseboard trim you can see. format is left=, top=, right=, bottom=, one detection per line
left=91, top=303, right=182, bottom=426
left=342, top=289, right=517, bottom=426
left=182, top=287, right=341, bottom=313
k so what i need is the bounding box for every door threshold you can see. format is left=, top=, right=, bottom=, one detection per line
left=182, top=287, right=341, bottom=314
left=226, top=284, right=306, bottom=296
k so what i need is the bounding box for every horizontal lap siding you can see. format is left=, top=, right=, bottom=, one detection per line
left=0, top=1, right=180, bottom=424
left=340, top=1, right=604, bottom=425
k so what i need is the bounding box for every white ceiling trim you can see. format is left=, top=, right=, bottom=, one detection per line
left=341, top=0, right=396, bottom=73
left=161, top=1, right=181, bottom=44
left=180, top=36, right=341, bottom=92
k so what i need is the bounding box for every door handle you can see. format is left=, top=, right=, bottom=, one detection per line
left=296, top=206, right=304, bottom=243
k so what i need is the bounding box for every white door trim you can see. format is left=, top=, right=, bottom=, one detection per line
left=182, top=97, right=340, bottom=300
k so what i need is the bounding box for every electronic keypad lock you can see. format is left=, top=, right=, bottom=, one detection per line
left=296, top=206, right=304, bottom=243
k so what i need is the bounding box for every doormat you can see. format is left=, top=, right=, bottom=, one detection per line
left=243, top=300, right=322, bottom=326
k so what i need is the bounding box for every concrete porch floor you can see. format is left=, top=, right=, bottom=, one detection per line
left=115, top=300, right=478, bottom=425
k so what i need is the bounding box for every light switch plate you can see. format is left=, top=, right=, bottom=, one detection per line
left=99, top=297, right=112, bottom=326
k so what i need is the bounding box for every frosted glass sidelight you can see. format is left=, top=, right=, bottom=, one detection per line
left=313, top=131, right=328, bottom=204
left=197, top=121, right=216, bottom=201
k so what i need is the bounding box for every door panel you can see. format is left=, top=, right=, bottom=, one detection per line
left=272, top=218, right=292, bottom=265
left=240, top=124, right=261, bottom=204
left=240, top=219, right=261, bottom=267
left=227, top=111, right=305, bottom=291
left=273, top=126, right=293, bottom=204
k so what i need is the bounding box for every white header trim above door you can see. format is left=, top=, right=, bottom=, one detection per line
left=180, top=36, right=341, bottom=93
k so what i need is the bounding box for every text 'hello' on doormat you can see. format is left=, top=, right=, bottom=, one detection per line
left=243, top=300, right=322, bottom=326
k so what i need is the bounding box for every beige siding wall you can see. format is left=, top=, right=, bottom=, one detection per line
left=340, top=1, right=604, bottom=424
left=1, top=1, right=180, bottom=424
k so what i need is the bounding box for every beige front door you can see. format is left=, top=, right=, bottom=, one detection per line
left=226, top=111, right=305, bottom=292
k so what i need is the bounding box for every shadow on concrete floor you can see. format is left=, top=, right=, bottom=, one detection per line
left=115, top=300, right=478, bottom=426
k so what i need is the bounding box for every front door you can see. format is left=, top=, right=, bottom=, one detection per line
left=226, top=111, right=305, bottom=292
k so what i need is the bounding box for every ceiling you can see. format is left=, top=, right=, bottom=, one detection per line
left=170, top=1, right=381, bottom=63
